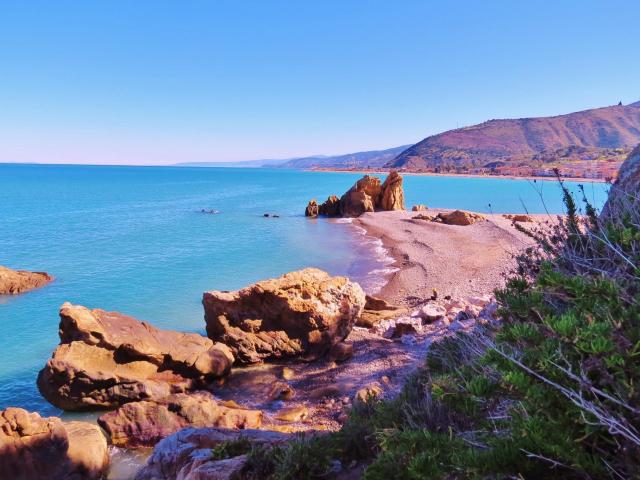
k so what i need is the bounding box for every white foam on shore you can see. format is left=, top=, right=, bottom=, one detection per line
left=338, top=219, right=399, bottom=294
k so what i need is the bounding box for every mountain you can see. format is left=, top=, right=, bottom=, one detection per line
left=386, top=102, right=640, bottom=171
left=277, top=145, right=411, bottom=169
left=174, top=159, right=290, bottom=168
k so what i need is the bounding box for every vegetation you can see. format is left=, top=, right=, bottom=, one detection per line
left=242, top=179, right=640, bottom=479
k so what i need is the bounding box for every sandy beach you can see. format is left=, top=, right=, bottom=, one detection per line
left=355, top=209, right=552, bottom=305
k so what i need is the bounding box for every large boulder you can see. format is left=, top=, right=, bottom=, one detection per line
left=37, top=303, right=234, bottom=410
left=203, top=268, right=366, bottom=364
left=135, top=428, right=290, bottom=480
left=0, top=266, right=53, bottom=295
left=0, top=408, right=108, bottom=480
left=318, top=195, right=340, bottom=216
left=304, top=199, right=319, bottom=217
left=437, top=210, right=485, bottom=226
left=379, top=171, right=405, bottom=211
left=603, top=144, right=640, bottom=216
left=98, top=391, right=262, bottom=447
left=357, top=295, right=407, bottom=328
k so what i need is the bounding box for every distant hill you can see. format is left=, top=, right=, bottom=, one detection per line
left=174, top=159, right=290, bottom=168
left=277, top=145, right=411, bottom=169
left=386, top=102, right=640, bottom=171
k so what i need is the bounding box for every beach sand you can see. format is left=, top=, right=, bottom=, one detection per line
left=356, top=209, right=553, bottom=305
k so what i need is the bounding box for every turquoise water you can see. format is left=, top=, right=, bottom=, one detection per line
left=0, top=164, right=608, bottom=416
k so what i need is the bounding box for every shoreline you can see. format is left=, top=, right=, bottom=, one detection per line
left=307, top=168, right=608, bottom=184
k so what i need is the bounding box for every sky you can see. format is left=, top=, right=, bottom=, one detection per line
left=0, top=0, right=639, bottom=165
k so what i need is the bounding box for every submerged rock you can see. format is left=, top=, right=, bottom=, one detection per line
left=135, top=428, right=290, bottom=480
left=98, top=391, right=262, bottom=447
left=0, top=408, right=108, bottom=480
left=203, top=268, right=365, bottom=364
left=0, top=265, right=53, bottom=295
left=37, top=303, right=234, bottom=410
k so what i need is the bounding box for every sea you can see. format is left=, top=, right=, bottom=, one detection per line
left=0, top=164, right=609, bottom=417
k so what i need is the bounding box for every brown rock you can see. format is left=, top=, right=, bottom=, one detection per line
left=98, top=391, right=262, bottom=447
left=329, top=342, right=353, bottom=362
left=354, top=384, right=382, bottom=404
left=305, top=199, right=319, bottom=217
left=412, top=204, right=428, bottom=211
left=391, top=322, right=418, bottom=338
left=203, top=268, right=365, bottom=364
left=135, top=428, right=290, bottom=480
left=0, top=266, right=53, bottom=295
left=37, top=303, right=234, bottom=410
left=379, top=171, right=405, bottom=211
left=275, top=406, right=309, bottom=422
left=267, top=381, right=295, bottom=401
left=338, top=175, right=381, bottom=217
left=503, top=214, right=534, bottom=222
left=412, top=213, right=434, bottom=221
left=437, top=210, right=485, bottom=226
left=357, top=295, right=407, bottom=328
left=0, top=408, right=108, bottom=480
left=318, top=195, right=340, bottom=216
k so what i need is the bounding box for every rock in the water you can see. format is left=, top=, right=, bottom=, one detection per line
left=379, top=171, right=405, bottom=211
left=135, top=428, right=290, bottom=480
left=357, top=295, right=407, bottom=328
left=305, top=199, right=319, bottom=217
left=339, top=187, right=376, bottom=217
left=98, top=391, right=262, bottom=447
left=318, top=195, right=340, bottom=216
left=412, top=204, right=428, bottom=211
left=437, top=210, right=485, bottom=226
left=0, top=265, right=53, bottom=295
left=203, top=268, right=365, bottom=364
left=0, top=408, right=108, bottom=480
left=38, top=303, right=234, bottom=410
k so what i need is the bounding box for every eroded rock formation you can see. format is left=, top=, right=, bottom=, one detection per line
left=436, top=210, right=485, bottom=226
left=98, top=391, right=262, bottom=447
left=37, top=302, right=234, bottom=410
left=305, top=172, right=405, bottom=218
left=203, top=268, right=366, bottom=364
left=0, top=408, right=108, bottom=480
left=0, top=266, right=53, bottom=295
left=135, top=428, right=290, bottom=480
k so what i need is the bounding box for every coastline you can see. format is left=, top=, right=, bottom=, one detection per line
left=307, top=168, right=608, bottom=184
left=351, top=209, right=546, bottom=305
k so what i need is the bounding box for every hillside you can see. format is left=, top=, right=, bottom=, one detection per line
left=386, top=102, right=640, bottom=177
left=277, top=145, right=411, bottom=169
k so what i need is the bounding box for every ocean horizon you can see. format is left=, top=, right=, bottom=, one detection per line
left=0, top=163, right=609, bottom=416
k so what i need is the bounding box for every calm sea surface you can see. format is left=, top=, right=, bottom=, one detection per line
left=0, top=164, right=608, bottom=415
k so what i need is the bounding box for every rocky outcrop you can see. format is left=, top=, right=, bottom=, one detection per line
left=203, top=268, right=366, bottom=364
left=357, top=295, right=407, bottom=328
left=98, top=391, right=262, bottom=447
left=0, top=408, right=108, bottom=480
left=503, top=214, right=534, bottom=222
left=412, top=204, right=428, bottom=211
left=379, top=171, right=405, bottom=211
left=0, top=266, right=53, bottom=295
left=436, top=210, right=485, bottom=226
left=318, top=195, right=340, bottom=216
left=37, top=302, right=234, bottom=410
left=304, top=199, right=319, bottom=217
left=603, top=144, right=640, bottom=216
left=305, top=172, right=406, bottom=218
left=135, top=428, right=290, bottom=480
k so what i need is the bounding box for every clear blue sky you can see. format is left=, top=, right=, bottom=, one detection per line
left=1, top=0, right=638, bottom=165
